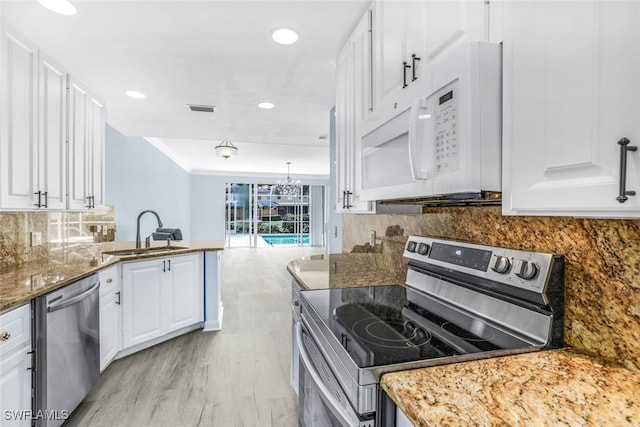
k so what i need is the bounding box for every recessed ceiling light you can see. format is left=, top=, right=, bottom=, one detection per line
left=271, top=28, right=299, bottom=45
left=37, top=0, right=77, bottom=15
left=258, top=101, right=275, bottom=109
left=125, top=90, right=146, bottom=99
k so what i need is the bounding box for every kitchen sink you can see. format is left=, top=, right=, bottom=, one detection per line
left=102, top=246, right=188, bottom=257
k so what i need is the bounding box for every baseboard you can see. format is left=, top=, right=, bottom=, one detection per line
left=114, top=322, right=204, bottom=360
left=203, top=304, right=224, bottom=331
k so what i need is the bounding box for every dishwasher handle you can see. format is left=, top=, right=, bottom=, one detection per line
left=47, top=282, right=100, bottom=313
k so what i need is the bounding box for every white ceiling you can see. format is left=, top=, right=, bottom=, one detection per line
left=1, top=0, right=370, bottom=177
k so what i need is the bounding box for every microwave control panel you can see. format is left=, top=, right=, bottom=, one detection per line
left=431, top=80, right=459, bottom=176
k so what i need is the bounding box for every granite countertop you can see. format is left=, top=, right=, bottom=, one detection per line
left=0, top=240, right=224, bottom=312
left=287, top=253, right=407, bottom=290
left=382, top=348, right=640, bottom=426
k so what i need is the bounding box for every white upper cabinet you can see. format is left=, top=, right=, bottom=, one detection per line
left=68, top=77, right=106, bottom=210
left=335, top=10, right=376, bottom=213
left=0, top=27, right=67, bottom=210
left=38, top=54, right=68, bottom=210
left=367, top=0, right=486, bottom=132
left=0, top=23, right=105, bottom=211
left=0, top=25, right=39, bottom=209
left=502, top=1, right=640, bottom=217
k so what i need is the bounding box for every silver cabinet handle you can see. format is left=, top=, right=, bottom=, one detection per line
left=0, top=332, right=10, bottom=341
left=617, top=137, right=637, bottom=203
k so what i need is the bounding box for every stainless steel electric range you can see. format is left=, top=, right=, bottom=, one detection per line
left=296, top=236, right=564, bottom=427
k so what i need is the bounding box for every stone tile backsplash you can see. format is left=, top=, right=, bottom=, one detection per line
left=343, top=206, right=640, bottom=370
left=0, top=207, right=115, bottom=270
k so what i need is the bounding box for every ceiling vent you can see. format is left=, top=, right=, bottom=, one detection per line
left=187, top=104, right=216, bottom=113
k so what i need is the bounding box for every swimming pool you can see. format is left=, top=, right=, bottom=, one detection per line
left=260, top=233, right=309, bottom=246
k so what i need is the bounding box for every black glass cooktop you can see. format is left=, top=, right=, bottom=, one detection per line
left=301, top=285, right=531, bottom=369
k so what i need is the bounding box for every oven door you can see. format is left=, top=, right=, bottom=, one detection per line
left=296, top=323, right=374, bottom=427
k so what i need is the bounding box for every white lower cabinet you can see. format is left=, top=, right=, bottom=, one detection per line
left=0, top=304, right=32, bottom=427
left=121, top=253, right=203, bottom=350
left=167, top=255, right=203, bottom=331
left=99, top=266, right=121, bottom=371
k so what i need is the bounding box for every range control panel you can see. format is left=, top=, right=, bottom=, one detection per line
left=403, top=236, right=559, bottom=294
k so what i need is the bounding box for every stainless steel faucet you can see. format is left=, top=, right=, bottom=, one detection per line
left=135, top=210, right=163, bottom=248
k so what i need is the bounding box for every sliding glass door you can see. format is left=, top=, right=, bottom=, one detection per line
left=225, top=182, right=321, bottom=248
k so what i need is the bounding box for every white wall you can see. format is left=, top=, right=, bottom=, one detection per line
left=105, top=125, right=192, bottom=241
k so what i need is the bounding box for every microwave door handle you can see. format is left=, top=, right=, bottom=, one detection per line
left=296, top=324, right=361, bottom=427
left=408, top=98, right=431, bottom=180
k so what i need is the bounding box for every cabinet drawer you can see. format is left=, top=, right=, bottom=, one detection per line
left=0, top=303, right=31, bottom=356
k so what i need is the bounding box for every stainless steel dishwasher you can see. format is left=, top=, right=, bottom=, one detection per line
left=34, top=274, right=100, bottom=427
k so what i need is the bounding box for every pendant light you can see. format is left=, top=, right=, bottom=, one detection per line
left=215, top=140, right=238, bottom=159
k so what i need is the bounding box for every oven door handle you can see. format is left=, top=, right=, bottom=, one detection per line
left=296, top=323, right=362, bottom=427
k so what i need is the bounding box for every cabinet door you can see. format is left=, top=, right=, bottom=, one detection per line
left=99, top=266, right=120, bottom=371
left=374, top=0, right=408, bottom=105
left=67, top=77, right=90, bottom=210
left=424, top=1, right=486, bottom=63
left=0, top=26, right=38, bottom=209
left=503, top=1, right=640, bottom=217
left=335, top=13, right=376, bottom=214
left=335, top=45, right=350, bottom=213
left=167, top=254, right=202, bottom=332
left=0, top=346, right=32, bottom=426
left=122, top=259, right=165, bottom=348
left=0, top=304, right=32, bottom=427
left=38, top=54, right=67, bottom=210
left=88, top=95, right=106, bottom=209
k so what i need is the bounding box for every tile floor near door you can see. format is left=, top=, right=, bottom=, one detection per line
left=66, top=246, right=325, bottom=427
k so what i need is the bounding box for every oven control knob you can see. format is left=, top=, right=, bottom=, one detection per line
left=416, top=243, right=430, bottom=255
left=491, top=255, right=511, bottom=274
left=515, top=260, right=539, bottom=280
left=406, top=241, right=417, bottom=253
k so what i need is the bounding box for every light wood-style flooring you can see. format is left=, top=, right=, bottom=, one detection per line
left=65, top=246, right=324, bottom=427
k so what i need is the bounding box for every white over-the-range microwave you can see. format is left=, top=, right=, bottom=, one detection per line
left=360, top=41, right=502, bottom=202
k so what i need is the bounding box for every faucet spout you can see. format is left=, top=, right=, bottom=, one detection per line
left=135, top=210, right=164, bottom=248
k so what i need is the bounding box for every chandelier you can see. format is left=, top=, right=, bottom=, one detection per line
left=275, top=162, right=301, bottom=195
left=214, top=140, right=238, bottom=159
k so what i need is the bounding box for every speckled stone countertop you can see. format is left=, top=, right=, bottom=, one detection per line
left=0, top=240, right=224, bottom=312
left=287, top=253, right=407, bottom=290
left=382, top=348, right=640, bottom=426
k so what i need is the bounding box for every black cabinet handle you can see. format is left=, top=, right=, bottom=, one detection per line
left=402, top=61, right=411, bottom=88
left=342, top=191, right=347, bottom=209
left=34, top=191, right=42, bottom=207
left=42, top=192, right=48, bottom=208
left=115, top=291, right=121, bottom=305
left=617, top=137, right=637, bottom=203
left=162, top=260, right=166, bottom=272
left=168, top=259, right=171, bottom=271
left=345, top=191, right=353, bottom=209
left=411, top=54, right=421, bottom=81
